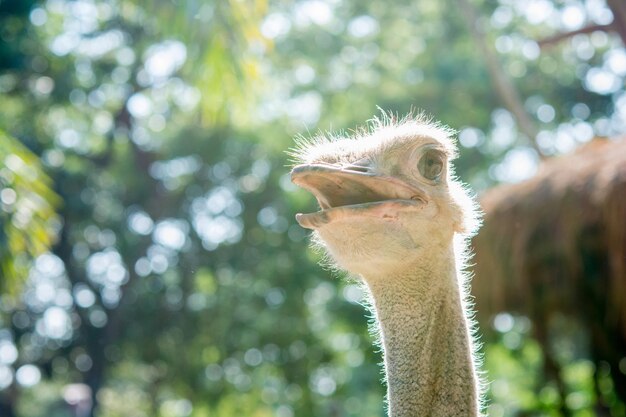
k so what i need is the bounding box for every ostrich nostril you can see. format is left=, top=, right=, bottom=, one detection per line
left=342, top=164, right=373, bottom=174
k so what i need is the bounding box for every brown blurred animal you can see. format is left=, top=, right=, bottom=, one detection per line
left=472, top=138, right=626, bottom=412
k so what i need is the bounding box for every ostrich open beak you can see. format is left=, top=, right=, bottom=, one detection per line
left=290, top=164, right=427, bottom=229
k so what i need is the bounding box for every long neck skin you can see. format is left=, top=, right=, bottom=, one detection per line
left=363, top=245, right=480, bottom=417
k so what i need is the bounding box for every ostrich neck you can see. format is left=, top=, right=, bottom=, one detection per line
left=363, top=245, right=479, bottom=417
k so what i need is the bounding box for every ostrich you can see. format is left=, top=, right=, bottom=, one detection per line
left=290, top=113, right=484, bottom=417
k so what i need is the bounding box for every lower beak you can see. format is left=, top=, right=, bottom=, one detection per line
left=290, top=164, right=426, bottom=229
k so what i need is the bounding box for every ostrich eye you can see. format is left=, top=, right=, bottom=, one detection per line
left=417, top=149, right=444, bottom=181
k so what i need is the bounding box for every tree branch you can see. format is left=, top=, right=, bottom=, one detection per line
left=538, top=23, right=614, bottom=49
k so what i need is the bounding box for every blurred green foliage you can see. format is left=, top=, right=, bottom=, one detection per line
left=484, top=314, right=625, bottom=417
left=0, top=0, right=625, bottom=416
left=0, top=130, right=60, bottom=292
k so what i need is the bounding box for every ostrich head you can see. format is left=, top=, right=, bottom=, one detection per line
left=290, top=114, right=478, bottom=276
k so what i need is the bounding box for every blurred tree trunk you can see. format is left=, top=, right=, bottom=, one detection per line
left=607, top=0, right=626, bottom=46
left=0, top=387, right=17, bottom=417
left=457, top=0, right=542, bottom=156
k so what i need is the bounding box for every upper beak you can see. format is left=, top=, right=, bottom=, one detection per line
left=290, top=163, right=426, bottom=219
